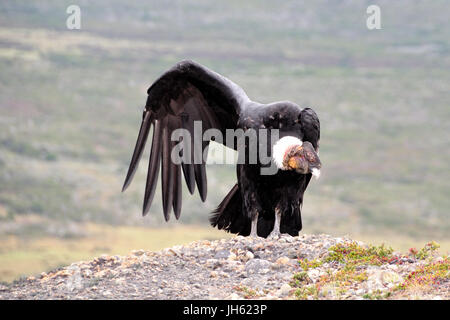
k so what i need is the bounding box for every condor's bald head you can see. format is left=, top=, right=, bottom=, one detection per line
left=272, top=136, right=321, bottom=178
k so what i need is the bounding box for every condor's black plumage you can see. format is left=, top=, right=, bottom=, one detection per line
left=122, top=60, right=321, bottom=238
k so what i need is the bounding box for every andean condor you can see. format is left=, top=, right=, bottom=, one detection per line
left=122, top=60, right=321, bottom=238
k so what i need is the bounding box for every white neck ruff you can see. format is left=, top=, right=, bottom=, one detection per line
left=272, top=136, right=303, bottom=170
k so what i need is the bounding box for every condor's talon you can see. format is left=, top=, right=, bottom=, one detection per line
left=267, top=231, right=281, bottom=240
left=266, top=208, right=283, bottom=240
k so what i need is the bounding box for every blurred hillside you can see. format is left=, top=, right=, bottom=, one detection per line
left=0, top=0, right=449, bottom=278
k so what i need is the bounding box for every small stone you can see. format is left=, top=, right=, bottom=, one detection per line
left=228, top=293, right=241, bottom=300
left=214, top=250, right=231, bottom=260
left=307, top=269, right=321, bottom=282
left=228, top=252, right=237, bottom=261
left=380, top=271, right=403, bottom=285
left=245, top=251, right=254, bottom=260
left=65, top=266, right=83, bottom=292
left=131, top=250, right=145, bottom=256
left=287, top=249, right=299, bottom=259
left=210, top=271, right=218, bottom=278
left=276, top=284, right=292, bottom=297
left=245, top=259, right=273, bottom=274
left=275, top=257, right=290, bottom=265
left=206, top=259, right=221, bottom=269
left=284, top=236, right=294, bottom=243
left=322, top=241, right=333, bottom=249
left=363, top=270, right=385, bottom=292
left=167, top=249, right=180, bottom=257
left=356, top=288, right=366, bottom=295
left=253, top=243, right=264, bottom=250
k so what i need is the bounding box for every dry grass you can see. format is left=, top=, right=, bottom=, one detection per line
left=344, top=232, right=450, bottom=255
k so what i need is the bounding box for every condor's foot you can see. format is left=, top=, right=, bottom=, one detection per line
left=267, top=231, right=292, bottom=240
left=249, top=228, right=263, bottom=239
left=267, top=230, right=281, bottom=240
left=249, top=211, right=262, bottom=239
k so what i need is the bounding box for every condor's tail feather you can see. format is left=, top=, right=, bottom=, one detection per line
left=210, top=183, right=304, bottom=238
left=209, top=184, right=249, bottom=235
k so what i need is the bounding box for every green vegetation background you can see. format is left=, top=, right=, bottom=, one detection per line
left=0, top=0, right=449, bottom=282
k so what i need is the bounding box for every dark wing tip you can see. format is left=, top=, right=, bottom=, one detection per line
left=142, top=119, right=162, bottom=217
left=122, top=111, right=152, bottom=192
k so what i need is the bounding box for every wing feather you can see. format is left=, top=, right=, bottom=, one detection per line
left=122, top=111, right=152, bottom=192
left=172, top=162, right=182, bottom=219
left=143, top=119, right=162, bottom=216
left=123, top=60, right=250, bottom=219
left=161, top=119, right=174, bottom=220
left=180, top=113, right=196, bottom=194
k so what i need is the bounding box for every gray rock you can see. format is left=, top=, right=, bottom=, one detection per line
left=287, top=248, right=296, bottom=256
left=380, top=271, right=403, bottom=285
left=245, top=251, right=255, bottom=260
left=276, top=283, right=292, bottom=297
left=65, top=266, right=83, bottom=292
left=3, top=234, right=447, bottom=300
left=245, top=259, right=273, bottom=274
left=214, top=250, right=231, bottom=259
left=205, top=259, right=221, bottom=269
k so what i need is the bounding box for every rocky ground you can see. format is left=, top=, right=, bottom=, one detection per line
left=0, top=234, right=448, bottom=300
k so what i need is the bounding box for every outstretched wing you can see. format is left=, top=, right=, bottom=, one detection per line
left=122, top=60, right=250, bottom=220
